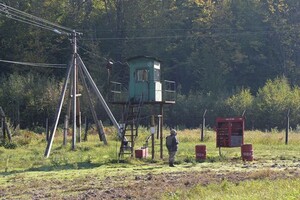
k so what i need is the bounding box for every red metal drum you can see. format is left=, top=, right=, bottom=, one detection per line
left=135, top=149, right=144, bottom=158
left=195, top=145, right=206, bottom=160
left=135, top=147, right=148, bottom=158
left=241, top=144, right=253, bottom=161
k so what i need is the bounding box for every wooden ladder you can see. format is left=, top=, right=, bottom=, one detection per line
left=118, top=97, right=144, bottom=160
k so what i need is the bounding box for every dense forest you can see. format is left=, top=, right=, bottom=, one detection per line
left=0, top=0, right=299, bottom=131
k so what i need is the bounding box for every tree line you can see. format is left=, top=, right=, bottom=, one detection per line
left=0, top=0, right=299, bottom=131
left=168, top=77, right=300, bottom=130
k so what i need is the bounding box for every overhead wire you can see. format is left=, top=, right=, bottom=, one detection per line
left=0, top=3, right=75, bottom=35
left=80, top=24, right=300, bottom=41
left=77, top=45, right=107, bottom=61
left=0, top=59, right=67, bottom=69
left=0, top=4, right=79, bottom=69
left=78, top=44, right=129, bottom=66
left=81, top=24, right=300, bottom=34
left=80, top=30, right=277, bottom=41
left=0, top=12, right=64, bottom=34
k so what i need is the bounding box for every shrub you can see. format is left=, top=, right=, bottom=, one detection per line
left=32, top=126, right=46, bottom=134
left=0, top=141, right=17, bottom=149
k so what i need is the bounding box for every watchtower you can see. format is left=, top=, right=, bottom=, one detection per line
left=110, top=56, right=176, bottom=160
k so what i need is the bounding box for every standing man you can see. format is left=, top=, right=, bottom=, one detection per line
left=166, top=129, right=179, bottom=167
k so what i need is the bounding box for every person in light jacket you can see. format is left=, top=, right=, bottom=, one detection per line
left=166, top=129, right=179, bottom=167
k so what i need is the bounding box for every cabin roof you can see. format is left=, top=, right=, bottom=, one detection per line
left=126, top=55, right=161, bottom=63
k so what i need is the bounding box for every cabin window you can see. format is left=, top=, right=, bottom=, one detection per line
left=154, top=68, right=160, bottom=81
left=136, top=69, right=149, bottom=81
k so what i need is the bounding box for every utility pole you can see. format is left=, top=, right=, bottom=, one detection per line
left=72, top=31, right=78, bottom=150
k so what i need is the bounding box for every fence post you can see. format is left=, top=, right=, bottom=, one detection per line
left=77, top=112, right=81, bottom=143
left=201, top=109, right=207, bottom=142
left=63, top=115, right=68, bottom=145
left=151, top=115, right=155, bottom=160
left=285, top=109, right=290, bottom=145
left=84, top=116, right=88, bottom=141
left=45, top=118, right=49, bottom=141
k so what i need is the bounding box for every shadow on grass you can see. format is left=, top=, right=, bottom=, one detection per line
left=0, top=161, right=103, bottom=176
left=0, top=157, right=143, bottom=176
left=31, top=161, right=103, bottom=171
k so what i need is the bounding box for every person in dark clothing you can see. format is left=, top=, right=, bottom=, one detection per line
left=166, top=129, right=179, bottom=167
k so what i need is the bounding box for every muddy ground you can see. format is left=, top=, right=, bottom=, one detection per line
left=73, top=168, right=300, bottom=200
left=1, top=162, right=300, bottom=200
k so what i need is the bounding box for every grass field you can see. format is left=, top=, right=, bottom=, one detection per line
left=1, top=127, right=300, bottom=199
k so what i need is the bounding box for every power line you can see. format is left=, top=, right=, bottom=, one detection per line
left=0, top=59, right=67, bottom=68
left=0, top=12, right=63, bottom=34
left=77, top=45, right=107, bottom=61
left=78, top=45, right=128, bottom=66
left=80, top=24, right=300, bottom=41
left=80, top=31, right=276, bottom=41
left=0, top=3, right=79, bottom=35
left=80, top=23, right=300, bottom=35
left=81, top=30, right=296, bottom=41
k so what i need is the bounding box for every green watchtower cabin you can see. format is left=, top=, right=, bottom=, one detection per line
left=128, top=56, right=162, bottom=103
left=110, top=55, right=176, bottom=104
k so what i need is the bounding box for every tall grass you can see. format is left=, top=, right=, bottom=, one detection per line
left=162, top=178, right=300, bottom=200
left=1, top=127, right=300, bottom=172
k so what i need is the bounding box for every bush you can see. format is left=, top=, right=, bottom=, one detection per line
left=0, top=141, right=17, bottom=149
left=14, top=130, right=37, bottom=146
left=32, top=126, right=46, bottom=134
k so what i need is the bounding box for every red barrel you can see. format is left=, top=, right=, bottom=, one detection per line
left=241, top=144, right=253, bottom=161
left=195, top=145, right=206, bottom=160
left=135, top=149, right=144, bottom=158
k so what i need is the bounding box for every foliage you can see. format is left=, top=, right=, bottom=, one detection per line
left=168, top=76, right=300, bottom=130
left=0, top=73, right=63, bottom=128
left=0, top=141, right=17, bottom=149
left=226, top=88, right=254, bottom=116
left=254, top=77, right=292, bottom=129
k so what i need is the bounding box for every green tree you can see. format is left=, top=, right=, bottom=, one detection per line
left=254, top=77, right=292, bottom=129
left=226, top=88, right=254, bottom=116
left=0, top=72, right=63, bottom=128
left=260, top=0, right=300, bottom=85
left=288, top=86, right=300, bottom=128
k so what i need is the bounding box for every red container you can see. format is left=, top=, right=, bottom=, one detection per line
left=135, top=149, right=144, bottom=158
left=216, top=117, right=245, bottom=148
left=135, top=148, right=148, bottom=158
left=195, top=145, right=206, bottom=160
left=241, top=144, right=253, bottom=161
